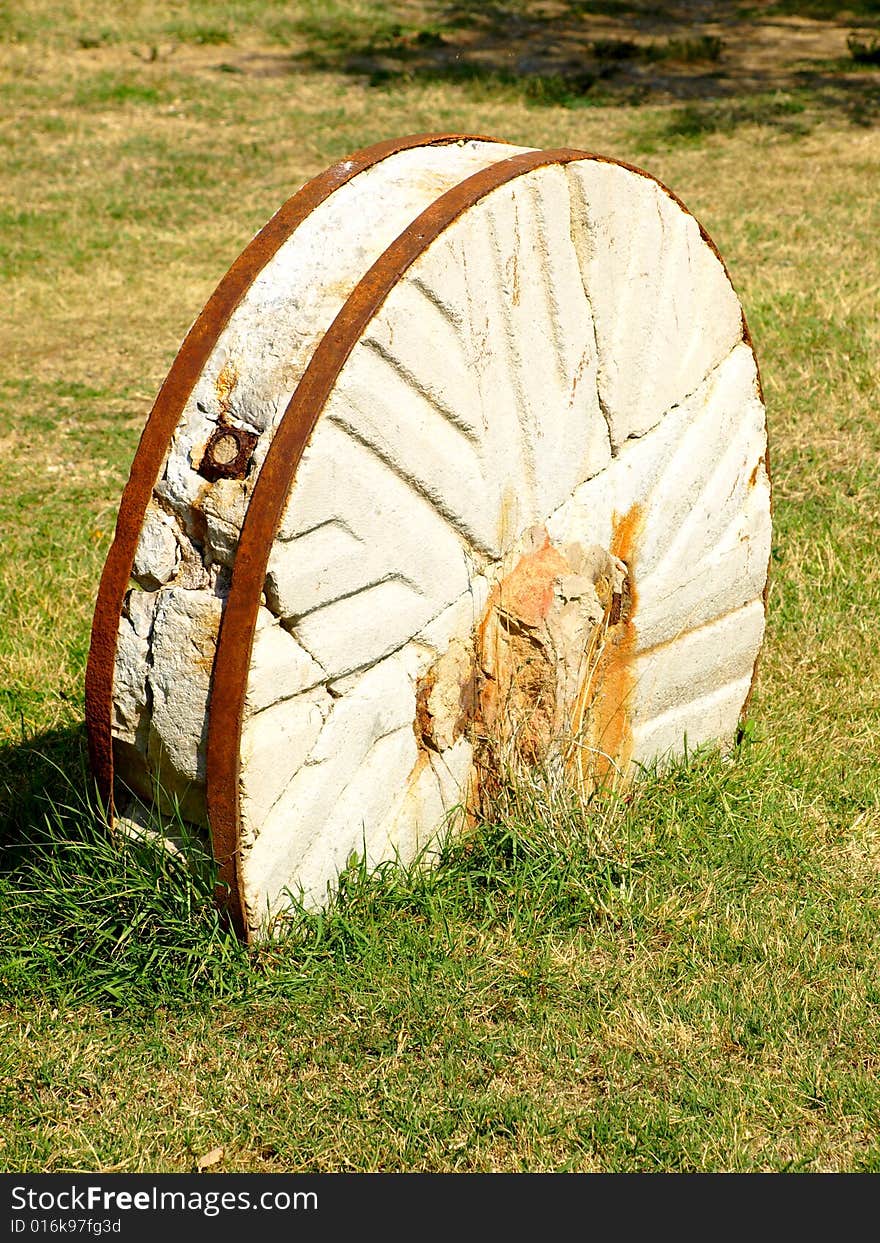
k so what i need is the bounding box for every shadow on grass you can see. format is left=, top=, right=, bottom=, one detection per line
left=0, top=724, right=92, bottom=850
left=0, top=726, right=249, bottom=1011
left=243, top=0, right=880, bottom=130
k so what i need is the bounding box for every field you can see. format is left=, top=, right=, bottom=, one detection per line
left=1, top=1, right=878, bottom=1172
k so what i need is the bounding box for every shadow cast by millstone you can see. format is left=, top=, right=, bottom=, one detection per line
left=0, top=726, right=91, bottom=848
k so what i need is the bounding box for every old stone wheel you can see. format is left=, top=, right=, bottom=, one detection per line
left=86, top=135, right=771, bottom=939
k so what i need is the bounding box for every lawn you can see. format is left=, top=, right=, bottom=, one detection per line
left=0, top=1, right=878, bottom=1172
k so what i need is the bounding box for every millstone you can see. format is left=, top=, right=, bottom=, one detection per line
left=86, top=134, right=771, bottom=939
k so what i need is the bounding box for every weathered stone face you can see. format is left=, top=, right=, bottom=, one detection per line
left=412, top=524, right=633, bottom=809
left=104, top=139, right=771, bottom=937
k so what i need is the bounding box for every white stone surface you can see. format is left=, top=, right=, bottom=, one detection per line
left=236, top=160, right=768, bottom=930
left=566, top=161, right=744, bottom=447
left=547, top=343, right=769, bottom=651
left=245, top=608, right=326, bottom=713
left=146, top=586, right=222, bottom=789
left=241, top=652, right=421, bottom=912
left=240, top=689, right=331, bottom=830
left=155, top=139, right=528, bottom=559
left=132, top=506, right=179, bottom=589
left=112, top=614, right=150, bottom=744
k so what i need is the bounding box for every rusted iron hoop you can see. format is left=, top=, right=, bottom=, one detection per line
left=84, top=132, right=496, bottom=819
left=206, top=144, right=770, bottom=940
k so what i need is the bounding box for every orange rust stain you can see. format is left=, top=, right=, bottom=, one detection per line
left=473, top=529, right=579, bottom=774
left=215, top=361, right=239, bottom=417
left=189, top=482, right=210, bottom=547
left=575, top=502, right=644, bottom=787
left=748, top=456, right=765, bottom=488
left=187, top=612, right=220, bottom=678
left=609, top=502, right=643, bottom=568
left=417, top=511, right=648, bottom=813
left=476, top=531, right=562, bottom=738
left=414, top=666, right=438, bottom=747
left=474, top=605, right=507, bottom=750
left=415, top=639, right=478, bottom=754
left=496, top=536, right=569, bottom=629
left=403, top=747, right=433, bottom=791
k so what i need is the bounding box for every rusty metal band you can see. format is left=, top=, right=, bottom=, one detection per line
left=206, top=144, right=771, bottom=938
left=84, top=132, right=495, bottom=816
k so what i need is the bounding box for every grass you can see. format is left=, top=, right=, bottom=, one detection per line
left=1, top=0, right=879, bottom=1172
left=3, top=746, right=879, bottom=1171
left=848, top=33, right=880, bottom=64
left=591, top=35, right=725, bottom=63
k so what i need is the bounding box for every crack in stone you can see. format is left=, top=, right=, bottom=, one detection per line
left=619, top=339, right=744, bottom=451
left=275, top=621, right=328, bottom=676
left=563, top=165, right=616, bottom=461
